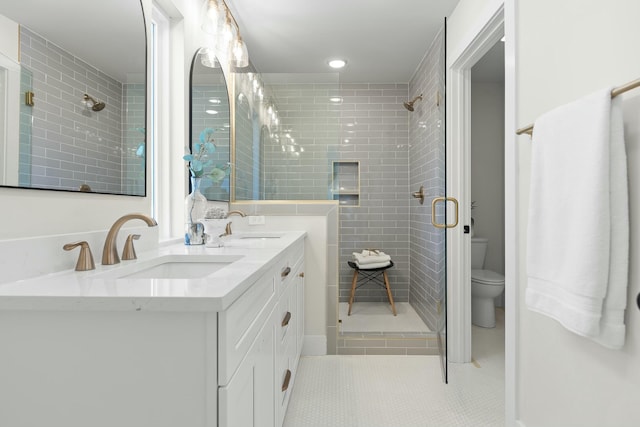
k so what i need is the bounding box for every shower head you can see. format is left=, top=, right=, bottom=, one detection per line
left=403, top=94, right=423, bottom=112
left=92, top=101, right=106, bottom=111
left=82, top=94, right=106, bottom=112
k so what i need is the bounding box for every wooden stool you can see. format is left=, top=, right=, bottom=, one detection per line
left=347, top=260, right=396, bottom=316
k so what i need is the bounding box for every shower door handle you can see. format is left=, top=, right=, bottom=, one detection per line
left=431, top=197, right=459, bottom=229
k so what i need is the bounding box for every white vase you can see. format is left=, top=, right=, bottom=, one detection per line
left=199, top=218, right=228, bottom=247
left=184, top=177, right=207, bottom=245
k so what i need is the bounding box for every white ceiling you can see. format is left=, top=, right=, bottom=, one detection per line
left=226, top=0, right=460, bottom=83
left=0, top=0, right=145, bottom=83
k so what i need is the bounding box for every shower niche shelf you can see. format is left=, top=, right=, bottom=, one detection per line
left=331, top=161, right=359, bottom=207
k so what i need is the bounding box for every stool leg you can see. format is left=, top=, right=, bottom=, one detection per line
left=383, top=271, right=397, bottom=316
left=348, top=270, right=359, bottom=316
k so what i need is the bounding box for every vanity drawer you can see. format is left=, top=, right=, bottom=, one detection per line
left=219, top=267, right=277, bottom=385
left=277, top=240, right=304, bottom=295
left=277, top=281, right=296, bottom=347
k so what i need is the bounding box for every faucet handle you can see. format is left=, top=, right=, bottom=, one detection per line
left=122, top=234, right=141, bottom=261
left=63, top=241, right=96, bottom=271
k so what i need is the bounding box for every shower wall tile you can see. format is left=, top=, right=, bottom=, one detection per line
left=338, top=83, right=410, bottom=304
left=257, top=82, right=340, bottom=202
left=408, top=28, right=445, bottom=331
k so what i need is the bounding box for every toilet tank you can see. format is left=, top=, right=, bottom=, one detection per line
left=471, top=237, right=488, bottom=269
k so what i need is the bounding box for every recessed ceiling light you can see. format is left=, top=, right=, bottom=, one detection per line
left=209, top=98, right=221, bottom=104
left=205, top=109, right=218, bottom=115
left=329, top=97, right=343, bottom=103
left=328, top=59, right=346, bottom=69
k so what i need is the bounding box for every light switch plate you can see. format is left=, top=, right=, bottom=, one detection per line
left=249, top=215, right=265, bottom=225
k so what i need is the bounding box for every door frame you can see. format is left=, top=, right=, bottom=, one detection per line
left=446, top=0, right=517, bottom=423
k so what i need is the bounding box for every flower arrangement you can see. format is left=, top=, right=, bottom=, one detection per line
left=183, top=128, right=230, bottom=183
left=184, top=128, right=216, bottom=178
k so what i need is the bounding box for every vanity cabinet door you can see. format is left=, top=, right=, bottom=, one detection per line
left=219, top=308, right=275, bottom=427
left=219, top=267, right=276, bottom=385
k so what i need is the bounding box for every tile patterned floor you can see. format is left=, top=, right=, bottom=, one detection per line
left=284, top=309, right=505, bottom=426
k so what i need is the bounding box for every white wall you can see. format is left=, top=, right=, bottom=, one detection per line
left=517, top=1, right=640, bottom=426
left=0, top=14, right=18, bottom=61
left=471, top=82, right=505, bottom=274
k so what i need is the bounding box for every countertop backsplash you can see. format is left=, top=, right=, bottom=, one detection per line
left=0, top=226, right=159, bottom=284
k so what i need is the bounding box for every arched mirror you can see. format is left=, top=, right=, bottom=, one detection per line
left=189, top=48, right=231, bottom=201
left=0, top=0, right=146, bottom=196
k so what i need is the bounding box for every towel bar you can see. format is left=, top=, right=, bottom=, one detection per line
left=516, top=78, right=640, bottom=136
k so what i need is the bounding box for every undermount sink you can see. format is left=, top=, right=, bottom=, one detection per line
left=93, top=254, right=244, bottom=280
left=235, top=232, right=284, bottom=240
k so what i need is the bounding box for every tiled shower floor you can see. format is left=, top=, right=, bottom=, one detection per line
left=339, top=302, right=431, bottom=334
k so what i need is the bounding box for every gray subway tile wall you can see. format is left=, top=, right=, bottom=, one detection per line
left=19, top=27, right=142, bottom=195
left=338, top=83, right=411, bottom=304
left=262, top=82, right=341, bottom=201
left=408, top=29, right=445, bottom=331
left=122, top=83, right=145, bottom=196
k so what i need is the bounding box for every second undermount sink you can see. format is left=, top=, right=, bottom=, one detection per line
left=93, top=254, right=244, bottom=280
left=223, top=232, right=284, bottom=248
left=235, top=232, right=284, bottom=239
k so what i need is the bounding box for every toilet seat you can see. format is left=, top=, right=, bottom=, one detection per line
left=471, top=269, right=504, bottom=285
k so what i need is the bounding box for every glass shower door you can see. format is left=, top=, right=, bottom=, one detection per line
left=409, top=19, right=450, bottom=383
left=433, top=18, right=449, bottom=383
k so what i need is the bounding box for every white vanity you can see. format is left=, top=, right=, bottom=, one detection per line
left=0, top=231, right=305, bottom=427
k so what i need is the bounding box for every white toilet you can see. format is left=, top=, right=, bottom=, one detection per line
left=471, top=237, right=505, bottom=328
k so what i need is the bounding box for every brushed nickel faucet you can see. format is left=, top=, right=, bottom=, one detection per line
left=122, top=234, right=141, bottom=261
left=63, top=241, right=95, bottom=271
left=224, top=210, right=247, bottom=236
left=102, top=213, right=157, bottom=265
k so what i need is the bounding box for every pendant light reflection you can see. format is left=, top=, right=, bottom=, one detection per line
left=200, top=48, right=219, bottom=68
left=201, top=0, right=249, bottom=69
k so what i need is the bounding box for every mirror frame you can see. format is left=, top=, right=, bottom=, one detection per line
left=0, top=0, right=148, bottom=197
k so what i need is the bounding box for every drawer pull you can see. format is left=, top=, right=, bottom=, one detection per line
left=281, top=267, right=291, bottom=278
left=281, top=369, right=292, bottom=392
left=298, top=272, right=305, bottom=278
left=281, top=311, right=292, bottom=327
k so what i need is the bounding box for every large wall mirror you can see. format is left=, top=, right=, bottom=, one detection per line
left=0, top=0, right=146, bottom=196
left=189, top=48, right=231, bottom=202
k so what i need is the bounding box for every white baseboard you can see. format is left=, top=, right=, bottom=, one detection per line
left=302, top=335, right=326, bottom=356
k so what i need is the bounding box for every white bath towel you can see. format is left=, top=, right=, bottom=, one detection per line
left=352, top=251, right=391, bottom=265
left=525, top=88, right=629, bottom=349
left=356, top=260, right=391, bottom=270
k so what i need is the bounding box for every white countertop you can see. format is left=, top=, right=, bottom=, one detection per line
left=0, top=231, right=306, bottom=312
